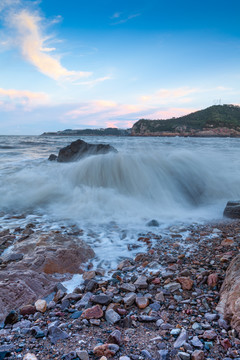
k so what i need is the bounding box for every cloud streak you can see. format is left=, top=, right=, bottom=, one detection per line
left=9, top=10, right=92, bottom=82
left=0, top=87, right=49, bottom=110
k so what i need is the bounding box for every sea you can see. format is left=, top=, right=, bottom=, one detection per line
left=0, top=135, right=240, bottom=279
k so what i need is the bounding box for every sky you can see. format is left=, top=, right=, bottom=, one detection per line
left=1, top=0, right=240, bottom=134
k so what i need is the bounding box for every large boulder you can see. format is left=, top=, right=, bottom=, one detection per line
left=0, top=232, right=95, bottom=320
left=217, top=254, right=240, bottom=334
left=1, top=232, right=95, bottom=275
left=49, top=139, right=117, bottom=162
left=223, top=201, right=240, bottom=219
left=0, top=270, right=58, bottom=321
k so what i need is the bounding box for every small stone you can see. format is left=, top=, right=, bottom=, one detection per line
left=81, top=305, right=103, bottom=319
left=34, top=299, right=47, bottom=313
left=204, top=313, right=218, bottom=322
left=119, top=357, right=131, bottom=360
left=83, top=271, right=96, bottom=280
left=155, top=292, right=164, bottom=302
left=191, top=336, right=203, bottom=349
left=177, top=277, right=193, bottom=290
left=164, top=282, right=181, bottom=292
left=191, top=350, right=205, bottom=360
left=174, top=328, right=188, bottom=348
left=4, top=310, right=18, bottom=326
left=23, top=354, right=38, bottom=360
left=5, top=253, right=23, bottom=262
left=207, top=273, right=218, bottom=287
left=76, top=349, right=89, bottom=360
left=147, top=219, right=159, bottom=227
left=70, top=311, right=82, bottom=319
left=76, top=292, right=93, bottom=308
left=48, top=324, right=69, bottom=344
left=123, top=292, right=136, bottom=306
left=178, top=352, right=190, bottom=360
left=202, top=330, right=217, bottom=340
left=85, top=279, right=97, bottom=292
left=20, top=305, right=36, bottom=316
left=157, top=349, right=170, bottom=360
left=204, top=341, right=213, bottom=350
left=221, top=238, right=234, bottom=246
left=108, top=329, right=122, bottom=345
left=221, top=338, right=231, bottom=350
left=91, top=294, right=111, bottom=305
left=105, top=309, right=121, bottom=324
left=93, top=344, right=119, bottom=357
left=134, top=275, right=148, bottom=289
left=135, top=296, right=149, bottom=309
left=119, top=283, right=136, bottom=292
left=90, top=319, right=101, bottom=326
left=141, top=349, right=153, bottom=359
left=170, top=328, right=181, bottom=337
left=139, top=315, right=157, bottom=322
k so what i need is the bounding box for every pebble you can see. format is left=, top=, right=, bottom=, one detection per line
left=81, top=305, right=103, bottom=319
left=91, top=294, right=111, bottom=305
left=191, top=336, right=204, bottom=349
left=174, top=328, right=188, bottom=348
left=123, top=292, right=136, bottom=306
left=178, top=352, right=190, bottom=360
left=119, top=283, right=136, bottom=292
left=34, top=299, right=47, bottom=313
left=191, top=350, right=205, bottom=360
left=177, top=277, right=193, bottom=290
left=108, top=329, right=122, bottom=345
left=48, top=324, right=69, bottom=344
left=135, top=296, right=149, bottom=309
left=19, top=305, right=36, bottom=316
left=202, top=330, right=217, bottom=340
left=134, top=275, right=148, bottom=289
left=105, top=309, right=121, bottom=324
left=76, top=349, right=89, bottom=360
left=23, top=354, right=38, bottom=360
left=164, top=282, right=181, bottom=292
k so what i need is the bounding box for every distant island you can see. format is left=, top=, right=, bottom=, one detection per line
left=131, top=104, right=240, bottom=137
left=41, top=127, right=131, bottom=136
left=41, top=104, right=240, bottom=137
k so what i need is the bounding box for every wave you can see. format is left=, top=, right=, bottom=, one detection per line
left=0, top=149, right=239, bottom=225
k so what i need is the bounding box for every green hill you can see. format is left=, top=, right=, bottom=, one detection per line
left=131, top=105, right=240, bottom=136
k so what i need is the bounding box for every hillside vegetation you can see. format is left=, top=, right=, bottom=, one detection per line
left=131, top=105, right=240, bottom=136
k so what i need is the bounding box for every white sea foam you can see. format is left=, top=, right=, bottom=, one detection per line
left=1, top=136, right=240, bottom=268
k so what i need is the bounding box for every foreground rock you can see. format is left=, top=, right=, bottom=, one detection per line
left=48, top=139, right=117, bottom=162
left=217, top=254, right=240, bottom=335
left=0, top=231, right=94, bottom=320
left=223, top=200, right=240, bottom=219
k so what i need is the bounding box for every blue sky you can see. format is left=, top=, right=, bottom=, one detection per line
left=0, top=0, right=240, bottom=134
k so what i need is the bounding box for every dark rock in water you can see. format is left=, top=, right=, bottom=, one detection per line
left=4, top=310, right=18, bottom=326
left=223, top=201, right=240, bottom=219
left=53, top=139, right=117, bottom=162
left=147, top=219, right=159, bottom=227
left=48, top=154, right=57, bottom=161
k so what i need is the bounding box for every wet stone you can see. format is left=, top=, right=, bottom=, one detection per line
left=134, top=275, right=148, bottom=289
left=19, top=305, right=36, bottom=316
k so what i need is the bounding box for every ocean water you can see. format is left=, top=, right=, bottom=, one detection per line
left=0, top=135, right=240, bottom=269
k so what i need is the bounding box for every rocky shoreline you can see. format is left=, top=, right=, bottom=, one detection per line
left=1, top=219, right=240, bottom=359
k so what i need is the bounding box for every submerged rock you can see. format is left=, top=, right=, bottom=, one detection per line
left=223, top=201, right=240, bottom=219
left=49, top=139, right=117, bottom=162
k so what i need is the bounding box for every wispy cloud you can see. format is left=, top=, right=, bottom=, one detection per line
left=0, top=87, right=49, bottom=110
left=8, top=10, right=92, bottom=82
left=111, top=12, right=141, bottom=25
left=76, top=76, right=112, bottom=87
left=140, top=86, right=231, bottom=105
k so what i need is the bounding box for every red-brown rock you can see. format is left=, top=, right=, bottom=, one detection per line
left=93, top=344, right=115, bottom=357
left=19, top=305, right=36, bottom=316
left=81, top=305, right=103, bottom=319
left=177, top=276, right=193, bottom=290
left=191, top=350, right=205, bottom=360
left=207, top=273, right=218, bottom=288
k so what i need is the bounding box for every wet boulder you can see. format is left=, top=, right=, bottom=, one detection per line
left=49, top=139, right=117, bottom=162
left=223, top=201, right=240, bottom=219
left=217, top=254, right=240, bottom=335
